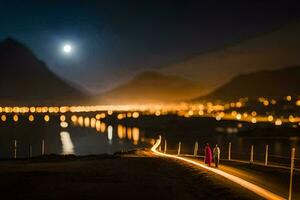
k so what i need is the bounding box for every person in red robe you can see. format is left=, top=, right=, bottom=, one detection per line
left=204, top=143, right=212, bottom=167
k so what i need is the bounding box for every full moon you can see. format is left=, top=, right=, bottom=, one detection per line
left=62, top=44, right=72, bottom=54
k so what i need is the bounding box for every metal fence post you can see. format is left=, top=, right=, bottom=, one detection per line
left=41, top=139, right=45, bottom=155
left=13, top=140, right=17, bottom=159
left=228, top=142, right=231, bottom=160
left=193, top=142, right=198, bottom=157
left=265, top=145, right=269, bottom=166
left=250, top=145, right=254, bottom=163
left=177, top=142, right=181, bottom=156
left=288, top=148, right=295, bottom=200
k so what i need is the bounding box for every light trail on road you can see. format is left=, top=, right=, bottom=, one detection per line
left=151, top=136, right=286, bottom=200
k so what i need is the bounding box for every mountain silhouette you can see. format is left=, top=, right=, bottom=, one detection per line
left=196, top=66, right=300, bottom=101
left=160, top=22, right=300, bottom=96
left=98, top=71, right=203, bottom=104
left=0, top=38, right=86, bottom=105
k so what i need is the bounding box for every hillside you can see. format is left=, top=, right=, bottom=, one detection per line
left=0, top=38, right=86, bottom=105
left=196, top=66, right=300, bottom=101
left=160, top=22, right=300, bottom=96
left=99, top=71, right=203, bottom=104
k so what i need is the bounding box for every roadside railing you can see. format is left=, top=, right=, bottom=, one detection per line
left=0, top=139, right=46, bottom=159
left=160, top=140, right=299, bottom=171
left=157, top=138, right=297, bottom=200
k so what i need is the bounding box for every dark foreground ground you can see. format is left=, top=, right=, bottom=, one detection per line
left=0, top=150, right=262, bottom=200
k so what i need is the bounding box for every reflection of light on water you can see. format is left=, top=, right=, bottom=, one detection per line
left=117, top=125, right=139, bottom=144
left=132, top=127, right=139, bottom=145
left=64, top=114, right=141, bottom=146
left=71, top=115, right=77, bottom=123
left=127, top=127, right=132, bottom=140
left=78, top=116, right=83, bottom=126
left=123, top=126, right=126, bottom=137
left=100, top=122, right=106, bottom=133
left=84, top=117, right=90, bottom=127
left=60, top=131, right=75, bottom=155
left=90, top=118, right=96, bottom=128
left=118, top=125, right=126, bottom=139
left=108, top=125, right=113, bottom=144
left=96, top=120, right=101, bottom=131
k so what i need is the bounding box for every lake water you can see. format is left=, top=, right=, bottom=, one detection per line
left=0, top=113, right=299, bottom=168
left=0, top=114, right=150, bottom=159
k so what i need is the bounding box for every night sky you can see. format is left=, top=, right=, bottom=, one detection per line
left=1, top=1, right=300, bottom=93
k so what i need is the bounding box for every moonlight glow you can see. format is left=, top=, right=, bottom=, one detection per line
left=62, top=44, right=72, bottom=54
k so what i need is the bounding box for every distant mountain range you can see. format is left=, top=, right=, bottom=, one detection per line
left=2, top=21, right=300, bottom=105
left=99, top=22, right=300, bottom=104
left=0, top=38, right=86, bottom=105
left=194, top=66, right=300, bottom=101
left=97, top=71, right=203, bottom=104
left=159, top=22, right=300, bottom=96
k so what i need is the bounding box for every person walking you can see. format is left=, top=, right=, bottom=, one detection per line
left=204, top=143, right=212, bottom=167
left=213, top=144, right=220, bottom=168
